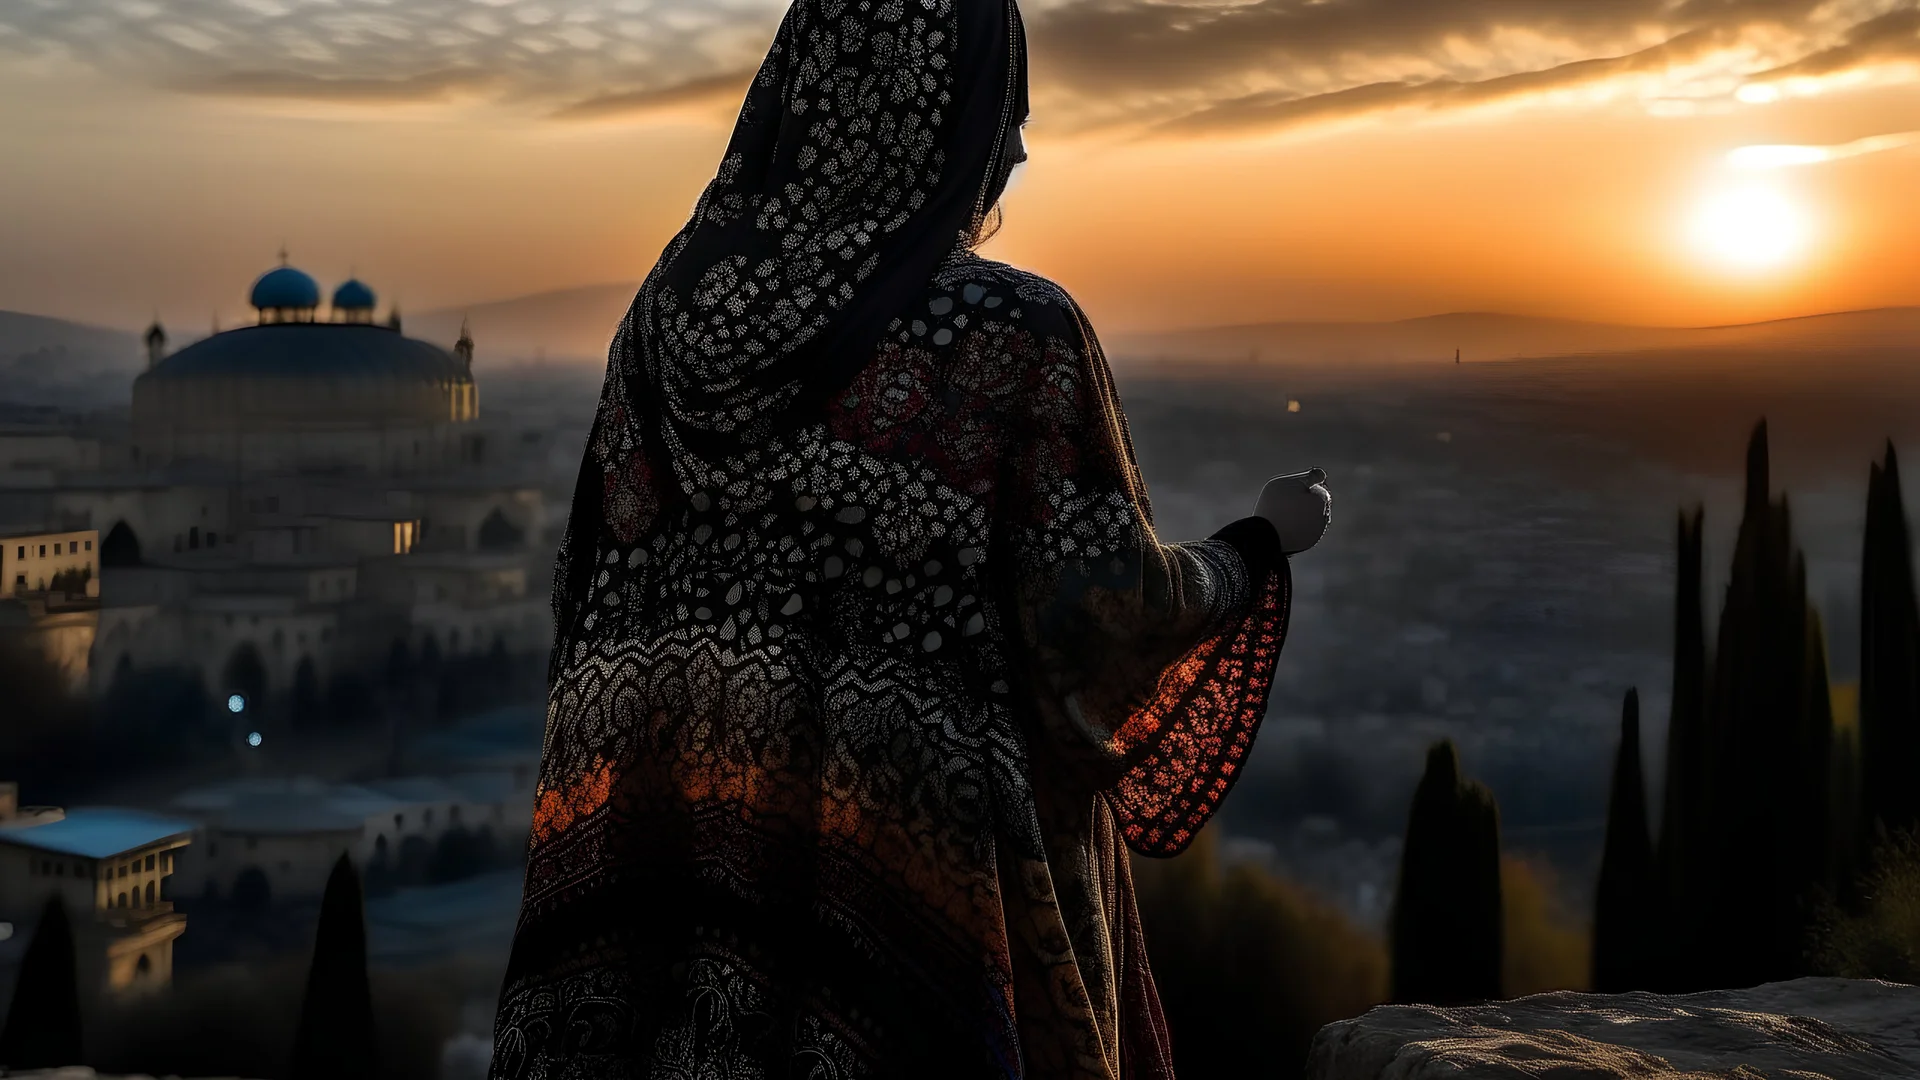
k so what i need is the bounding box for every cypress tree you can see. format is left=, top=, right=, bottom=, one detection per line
left=1657, top=506, right=1709, bottom=990
left=1390, top=740, right=1504, bottom=1005
left=1594, top=689, right=1659, bottom=991
left=1701, top=420, right=1835, bottom=987
left=0, top=896, right=82, bottom=1069
left=290, top=854, right=377, bottom=1080
left=1859, top=442, right=1920, bottom=844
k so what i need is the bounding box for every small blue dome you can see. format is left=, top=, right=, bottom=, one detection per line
left=250, top=266, right=321, bottom=311
left=332, top=278, right=376, bottom=310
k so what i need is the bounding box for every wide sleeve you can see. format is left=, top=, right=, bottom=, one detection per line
left=999, top=298, right=1291, bottom=858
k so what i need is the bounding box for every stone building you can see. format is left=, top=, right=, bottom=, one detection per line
left=165, top=769, right=533, bottom=905
left=0, top=783, right=194, bottom=998
left=1, top=528, right=98, bottom=599
left=0, top=260, right=551, bottom=715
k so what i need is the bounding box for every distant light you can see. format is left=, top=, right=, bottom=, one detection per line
left=227, top=693, right=247, bottom=714
left=1286, top=400, right=1302, bottom=414
left=1437, top=432, right=1453, bottom=443
left=1685, top=185, right=1811, bottom=271
left=1735, top=83, right=1781, bottom=105
left=247, top=731, right=263, bottom=748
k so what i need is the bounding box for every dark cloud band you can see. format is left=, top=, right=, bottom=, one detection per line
left=3, top=0, right=1915, bottom=134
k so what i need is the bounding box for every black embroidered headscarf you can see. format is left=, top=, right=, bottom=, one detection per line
left=624, top=0, right=1030, bottom=453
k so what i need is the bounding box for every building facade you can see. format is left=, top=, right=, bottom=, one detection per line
left=1, top=528, right=98, bottom=599
left=0, top=783, right=195, bottom=997
left=0, top=262, right=552, bottom=712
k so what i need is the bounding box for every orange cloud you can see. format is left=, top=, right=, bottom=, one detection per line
left=551, top=71, right=757, bottom=122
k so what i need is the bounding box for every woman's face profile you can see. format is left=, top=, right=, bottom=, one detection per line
left=1004, top=126, right=1031, bottom=196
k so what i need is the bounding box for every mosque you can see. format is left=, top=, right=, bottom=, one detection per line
left=132, top=263, right=480, bottom=476
left=2, top=259, right=552, bottom=727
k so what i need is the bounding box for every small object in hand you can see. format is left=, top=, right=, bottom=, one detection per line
left=1256, top=468, right=1332, bottom=556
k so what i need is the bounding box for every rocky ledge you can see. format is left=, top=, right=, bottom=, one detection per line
left=1308, top=977, right=1920, bottom=1080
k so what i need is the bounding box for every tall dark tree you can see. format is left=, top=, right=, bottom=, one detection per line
left=0, top=896, right=82, bottom=1069
left=1859, top=442, right=1920, bottom=845
left=1658, top=505, right=1710, bottom=990
left=1390, top=740, right=1504, bottom=1005
left=1594, top=689, right=1660, bottom=991
left=290, top=855, right=377, bottom=1080
left=1699, top=420, right=1835, bottom=988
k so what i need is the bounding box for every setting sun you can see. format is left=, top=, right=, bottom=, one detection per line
left=1685, top=185, right=1814, bottom=273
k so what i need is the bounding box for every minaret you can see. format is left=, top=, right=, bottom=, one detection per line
left=454, top=317, right=474, bottom=369
left=387, top=305, right=403, bottom=333
left=144, top=319, right=167, bottom=369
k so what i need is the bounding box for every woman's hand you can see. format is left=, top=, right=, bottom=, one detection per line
left=1255, top=468, right=1332, bottom=556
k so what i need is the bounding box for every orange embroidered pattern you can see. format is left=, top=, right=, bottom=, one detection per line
left=530, top=756, right=615, bottom=844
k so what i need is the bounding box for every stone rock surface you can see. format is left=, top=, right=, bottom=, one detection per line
left=1307, top=977, right=1920, bottom=1080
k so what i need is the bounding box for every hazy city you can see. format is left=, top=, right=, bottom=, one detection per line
left=4, top=0, right=1920, bottom=1074
left=5, top=276, right=1919, bottom=1073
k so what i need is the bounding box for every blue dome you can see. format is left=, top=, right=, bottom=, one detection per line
left=250, top=266, right=321, bottom=311
left=332, top=278, right=376, bottom=310
left=142, top=324, right=472, bottom=382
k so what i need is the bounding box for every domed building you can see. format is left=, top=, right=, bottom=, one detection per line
left=331, top=278, right=377, bottom=323
left=16, top=257, right=551, bottom=733
left=132, top=263, right=479, bottom=475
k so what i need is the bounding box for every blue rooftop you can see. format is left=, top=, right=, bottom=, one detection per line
left=0, top=808, right=195, bottom=859
left=332, top=278, right=377, bottom=310
left=250, top=265, right=321, bottom=311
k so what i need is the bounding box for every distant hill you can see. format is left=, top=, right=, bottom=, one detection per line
left=7, top=291, right=1914, bottom=401
left=414, top=283, right=639, bottom=369
left=1110, top=307, right=1920, bottom=366
left=0, top=311, right=142, bottom=406
left=404, top=284, right=1920, bottom=371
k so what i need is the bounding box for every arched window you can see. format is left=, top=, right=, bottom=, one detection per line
left=135, top=953, right=152, bottom=978
left=145, top=881, right=156, bottom=905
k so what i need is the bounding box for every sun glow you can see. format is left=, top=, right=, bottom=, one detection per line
left=1684, top=185, right=1813, bottom=272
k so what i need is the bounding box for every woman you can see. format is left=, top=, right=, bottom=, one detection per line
left=489, top=0, right=1332, bottom=1076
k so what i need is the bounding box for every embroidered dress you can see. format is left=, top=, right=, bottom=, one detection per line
left=489, top=3, right=1291, bottom=1078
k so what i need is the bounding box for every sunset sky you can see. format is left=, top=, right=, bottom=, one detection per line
left=3, top=0, right=1919, bottom=339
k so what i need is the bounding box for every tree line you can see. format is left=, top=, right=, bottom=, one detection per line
left=1386, top=420, right=1920, bottom=1005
